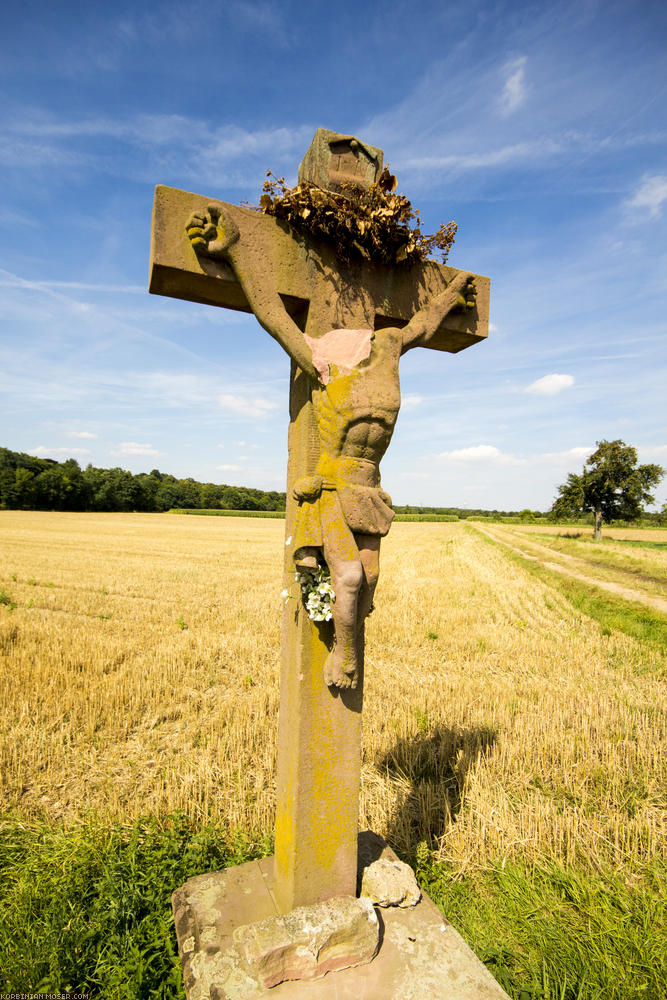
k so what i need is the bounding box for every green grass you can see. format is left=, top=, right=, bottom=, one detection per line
left=530, top=565, right=667, bottom=656
left=0, top=815, right=270, bottom=999
left=170, top=508, right=465, bottom=522
left=1, top=816, right=664, bottom=999
left=532, top=531, right=667, bottom=552
left=168, top=508, right=285, bottom=518
left=394, top=513, right=459, bottom=521
left=0, top=587, right=16, bottom=610
left=530, top=532, right=667, bottom=578
left=555, top=535, right=667, bottom=552
left=414, top=847, right=666, bottom=1000
left=610, top=539, right=667, bottom=550
left=476, top=530, right=667, bottom=660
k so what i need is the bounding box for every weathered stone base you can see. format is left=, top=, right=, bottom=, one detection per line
left=172, top=832, right=510, bottom=1000
left=233, top=895, right=379, bottom=987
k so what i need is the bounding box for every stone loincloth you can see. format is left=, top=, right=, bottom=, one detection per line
left=292, top=454, right=394, bottom=559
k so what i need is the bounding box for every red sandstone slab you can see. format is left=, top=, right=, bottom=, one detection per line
left=172, top=835, right=509, bottom=1000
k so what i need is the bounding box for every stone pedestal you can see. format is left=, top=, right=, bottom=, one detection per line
left=172, top=832, right=510, bottom=1000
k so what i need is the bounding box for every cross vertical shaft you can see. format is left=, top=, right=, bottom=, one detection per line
left=273, top=354, right=364, bottom=913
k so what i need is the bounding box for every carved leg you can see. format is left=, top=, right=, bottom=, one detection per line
left=356, top=535, right=380, bottom=624
left=320, top=497, right=364, bottom=690
left=322, top=551, right=363, bottom=690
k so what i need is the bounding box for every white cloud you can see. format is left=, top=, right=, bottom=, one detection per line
left=217, top=464, right=241, bottom=472
left=499, top=56, right=528, bottom=116
left=30, top=446, right=91, bottom=457
left=525, top=374, right=575, bottom=396
left=401, top=132, right=665, bottom=181
left=625, top=175, right=667, bottom=219
left=639, top=444, right=667, bottom=461
left=114, top=442, right=160, bottom=456
left=68, top=431, right=98, bottom=439
left=38, top=281, right=144, bottom=294
left=434, top=445, right=526, bottom=466
left=218, top=393, right=279, bottom=419
left=534, top=447, right=593, bottom=467
left=405, top=139, right=563, bottom=173
left=402, top=394, right=423, bottom=409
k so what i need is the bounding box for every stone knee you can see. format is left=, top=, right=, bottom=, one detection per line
left=333, top=559, right=364, bottom=596
left=330, top=560, right=364, bottom=626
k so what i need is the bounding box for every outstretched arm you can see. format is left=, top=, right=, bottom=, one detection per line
left=186, top=203, right=318, bottom=380
left=400, top=272, right=476, bottom=354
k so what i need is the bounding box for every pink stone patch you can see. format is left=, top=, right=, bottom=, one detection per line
left=304, top=328, right=373, bottom=384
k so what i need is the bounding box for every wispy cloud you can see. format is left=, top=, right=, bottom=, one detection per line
left=434, top=445, right=527, bottom=466
left=2, top=112, right=312, bottom=188
left=427, top=444, right=595, bottom=469
left=217, top=463, right=242, bottom=472
left=639, top=444, right=667, bottom=462
left=110, top=0, right=290, bottom=52
left=404, top=139, right=565, bottom=173
left=218, top=393, right=279, bottom=419
left=525, top=374, right=575, bottom=395
left=402, top=394, right=423, bottom=409
left=536, top=446, right=593, bottom=464
left=30, top=446, right=91, bottom=457
left=226, top=0, right=289, bottom=46
left=625, top=174, right=667, bottom=219
left=68, top=431, right=98, bottom=439
left=113, top=442, right=160, bottom=456
left=499, top=56, right=528, bottom=116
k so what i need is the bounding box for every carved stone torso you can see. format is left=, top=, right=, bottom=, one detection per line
left=311, top=328, right=402, bottom=469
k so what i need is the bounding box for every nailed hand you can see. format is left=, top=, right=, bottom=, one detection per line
left=185, top=202, right=239, bottom=258
left=453, top=273, right=477, bottom=312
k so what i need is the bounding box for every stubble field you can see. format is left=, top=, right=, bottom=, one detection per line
left=1, top=510, right=665, bottom=998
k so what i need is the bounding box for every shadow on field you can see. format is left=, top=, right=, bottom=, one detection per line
left=377, top=724, right=497, bottom=856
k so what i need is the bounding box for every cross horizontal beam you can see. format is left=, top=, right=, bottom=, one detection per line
left=149, top=185, right=490, bottom=353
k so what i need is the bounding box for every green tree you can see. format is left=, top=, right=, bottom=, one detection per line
left=551, top=440, right=664, bottom=540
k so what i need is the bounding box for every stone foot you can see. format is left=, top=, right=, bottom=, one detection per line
left=324, top=650, right=358, bottom=690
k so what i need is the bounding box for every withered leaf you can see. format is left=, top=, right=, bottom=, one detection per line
left=253, top=167, right=456, bottom=266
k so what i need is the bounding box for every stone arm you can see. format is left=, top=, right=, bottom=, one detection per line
left=400, top=272, right=476, bottom=354
left=186, top=203, right=318, bottom=381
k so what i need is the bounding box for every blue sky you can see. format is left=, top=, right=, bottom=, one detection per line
left=1, top=0, right=666, bottom=510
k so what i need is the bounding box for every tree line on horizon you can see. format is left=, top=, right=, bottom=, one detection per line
left=0, top=448, right=286, bottom=513
left=0, top=447, right=539, bottom=518
left=1, top=445, right=664, bottom=524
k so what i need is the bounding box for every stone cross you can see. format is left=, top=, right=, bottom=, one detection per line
left=150, top=130, right=489, bottom=917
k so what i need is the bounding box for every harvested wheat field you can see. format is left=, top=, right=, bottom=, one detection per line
left=1, top=509, right=664, bottom=876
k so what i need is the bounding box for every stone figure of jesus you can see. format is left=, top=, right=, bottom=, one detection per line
left=186, top=203, right=475, bottom=692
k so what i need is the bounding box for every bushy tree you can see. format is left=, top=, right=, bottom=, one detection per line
left=551, top=440, right=664, bottom=539
left=0, top=447, right=287, bottom=513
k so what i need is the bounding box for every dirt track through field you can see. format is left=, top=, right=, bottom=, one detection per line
left=475, top=525, right=667, bottom=614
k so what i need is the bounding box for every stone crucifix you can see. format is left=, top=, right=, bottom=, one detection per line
left=150, top=130, right=489, bottom=921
